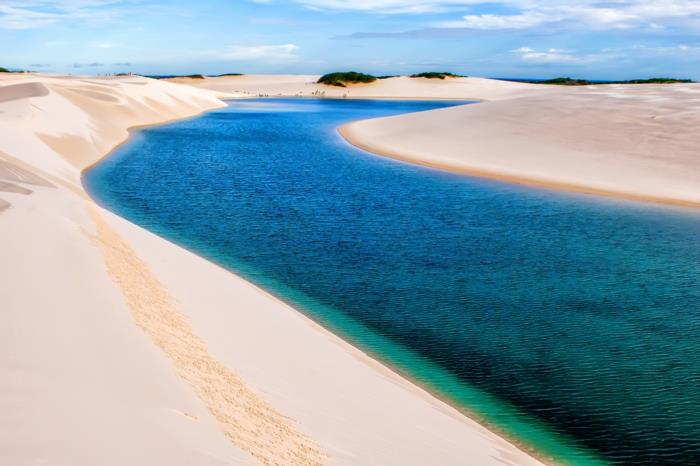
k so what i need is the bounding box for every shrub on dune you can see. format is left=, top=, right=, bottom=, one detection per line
left=622, top=78, right=692, bottom=84
left=317, top=72, right=377, bottom=87
left=539, top=77, right=592, bottom=86
left=410, top=72, right=464, bottom=79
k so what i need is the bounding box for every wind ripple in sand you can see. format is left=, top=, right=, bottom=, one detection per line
left=86, top=205, right=324, bottom=466
left=0, top=154, right=55, bottom=213
left=0, top=154, right=55, bottom=187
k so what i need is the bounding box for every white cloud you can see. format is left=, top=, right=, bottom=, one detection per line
left=439, top=12, right=551, bottom=29
left=224, top=44, right=300, bottom=61
left=0, top=5, right=59, bottom=29
left=511, top=46, right=606, bottom=64
left=295, top=0, right=700, bottom=32
left=0, top=1, right=144, bottom=29
left=512, top=46, right=575, bottom=63
left=91, top=41, right=116, bottom=49
left=295, top=0, right=484, bottom=14
left=622, top=43, right=700, bottom=57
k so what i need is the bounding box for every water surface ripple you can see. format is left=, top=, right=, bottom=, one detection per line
left=85, top=98, right=700, bottom=465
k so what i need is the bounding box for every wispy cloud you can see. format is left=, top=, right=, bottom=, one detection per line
left=73, top=62, right=105, bottom=68
left=464, top=5, right=644, bottom=31
left=0, top=5, right=60, bottom=29
left=294, top=0, right=482, bottom=14
left=299, top=0, right=700, bottom=32
left=512, top=47, right=577, bottom=63
left=91, top=41, right=116, bottom=48
left=0, top=0, right=148, bottom=29
left=511, top=46, right=607, bottom=64
left=439, top=12, right=550, bottom=30
left=224, top=44, right=300, bottom=61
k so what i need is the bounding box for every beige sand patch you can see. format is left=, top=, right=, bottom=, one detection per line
left=85, top=204, right=325, bottom=466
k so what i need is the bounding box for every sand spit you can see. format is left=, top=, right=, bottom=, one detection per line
left=0, top=73, right=543, bottom=466
left=339, top=84, right=700, bottom=207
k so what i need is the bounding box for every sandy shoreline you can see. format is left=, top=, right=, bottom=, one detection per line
left=338, top=86, right=700, bottom=208
left=338, top=124, right=700, bottom=208
left=1, top=73, right=545, bottom=465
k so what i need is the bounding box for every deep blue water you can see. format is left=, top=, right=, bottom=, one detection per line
left=85, top=98, right=700, bottom=465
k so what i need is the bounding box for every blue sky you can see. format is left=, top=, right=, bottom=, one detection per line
left=1, top=0, right=699, bottom=79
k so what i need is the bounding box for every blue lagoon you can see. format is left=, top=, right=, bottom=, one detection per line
left=85, top=98, right=700, bottom=465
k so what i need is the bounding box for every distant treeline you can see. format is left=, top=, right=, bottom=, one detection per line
left=512, top=77, right=694, bottom=86
left=317, top=71, right=465, bottom=87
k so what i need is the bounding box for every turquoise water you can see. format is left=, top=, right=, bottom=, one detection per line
left=85, top=98, right=700, bottom=465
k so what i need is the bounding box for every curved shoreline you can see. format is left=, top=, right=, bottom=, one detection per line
left=335, top=83, right=700, bottom=210
left=338, top=122, right=700, bottom=209
left=84, top=97, right=620, bottom=466
left=1, top=74, right=550, bottom=465
left=83, top=98, right=560, bottom=466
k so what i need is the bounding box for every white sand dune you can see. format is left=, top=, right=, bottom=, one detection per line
left=0, top=73, right=544, bottom=466
left=340, top=84, right=700, bottom=206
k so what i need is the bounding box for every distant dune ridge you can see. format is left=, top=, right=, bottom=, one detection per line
left=169, top=73, right=540, bottom=100
left=175, top=74, right=700, bottom=206
left=0, top=72, right=546, bottom=465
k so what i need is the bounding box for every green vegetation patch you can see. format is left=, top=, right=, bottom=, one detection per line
left=410, top=72, right=464, bottom=79
left=539, top=77, right=592, bottom=86
left=539, top=77, right=693, bottom=86
left=317, top=72, right=377, bottom=87
left=620, top=78, right=693, bottom=84
left=0, top=67, right=8, bottom=73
